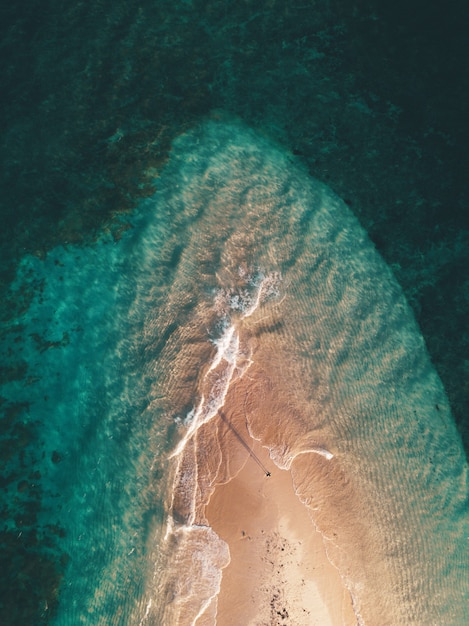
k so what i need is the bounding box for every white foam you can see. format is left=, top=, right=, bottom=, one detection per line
left=138, top=599, right=152, bottom=626
left=170, top=525, right=230, bottom=626
left=299, top=447, right=334, bottom=461
left=169, top=323, right=240, bottom=460
left=170, top=270, right=282, bottom=463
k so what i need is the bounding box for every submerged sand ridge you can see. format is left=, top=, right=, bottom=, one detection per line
left=144, top=120, right=468, bottom=625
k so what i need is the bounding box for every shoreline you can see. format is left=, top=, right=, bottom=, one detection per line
left=203, top=438, right=357, bottom=626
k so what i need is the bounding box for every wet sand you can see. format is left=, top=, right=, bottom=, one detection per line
left=204, top=438, right=357, bottom=626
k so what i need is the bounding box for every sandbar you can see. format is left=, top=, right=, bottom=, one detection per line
left=204, top=438, right=357, bottom=625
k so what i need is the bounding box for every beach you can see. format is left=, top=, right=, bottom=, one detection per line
left=204, top=435, right=357, bottom=626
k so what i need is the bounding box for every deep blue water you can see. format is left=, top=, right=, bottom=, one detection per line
left=1, top=1, right=468, bottom=624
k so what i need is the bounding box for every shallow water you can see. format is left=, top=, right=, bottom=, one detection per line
left=154, top=121, right=468, bottom=625
left=2, top=119, right=468, bottom=624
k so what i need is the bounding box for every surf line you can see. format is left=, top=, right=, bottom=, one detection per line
left=218, top=410, right=271, bottom=477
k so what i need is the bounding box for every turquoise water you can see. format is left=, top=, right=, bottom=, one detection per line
left=2, top=119, right=468, bottom=624
left=2, top=210, right=172, bottom=623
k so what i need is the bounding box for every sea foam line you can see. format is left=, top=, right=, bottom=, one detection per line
left=169, top=323, right=240, bottom=460
left=268, top=445, right=335, bottom=472
left=170, top=271, right=279, bottom=461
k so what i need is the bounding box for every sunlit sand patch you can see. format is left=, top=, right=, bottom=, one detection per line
left=204, top=436, right=357, bottom=626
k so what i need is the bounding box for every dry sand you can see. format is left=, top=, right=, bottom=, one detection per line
left=204, top=438, right=357, bottom=626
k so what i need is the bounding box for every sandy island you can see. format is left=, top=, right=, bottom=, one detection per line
left=203, top=438, right=357, bottom=626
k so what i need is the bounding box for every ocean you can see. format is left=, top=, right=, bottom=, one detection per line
left=1, top=2, right=468, bottom=625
